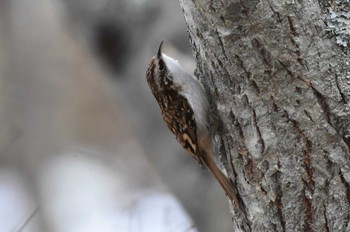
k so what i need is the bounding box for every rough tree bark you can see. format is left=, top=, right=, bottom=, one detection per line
left=179, top=0, right=350, bottom=231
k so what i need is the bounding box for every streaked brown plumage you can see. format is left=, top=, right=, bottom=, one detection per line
left=146, top=42, right=238, bottom=204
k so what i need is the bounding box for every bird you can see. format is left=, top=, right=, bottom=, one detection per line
left=145, top=41, right=238, bottom=204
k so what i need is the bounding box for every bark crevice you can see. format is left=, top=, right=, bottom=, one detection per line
left=180, top=0, right=350, bottom=230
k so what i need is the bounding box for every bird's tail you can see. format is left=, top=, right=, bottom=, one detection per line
left=204, top=153, right=239, bottom=206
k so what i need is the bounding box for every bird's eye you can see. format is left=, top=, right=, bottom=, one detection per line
left=159, top=60, right=165, bottom=71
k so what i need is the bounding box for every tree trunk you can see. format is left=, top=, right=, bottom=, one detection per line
left=179, top=0, right=350, bottom=231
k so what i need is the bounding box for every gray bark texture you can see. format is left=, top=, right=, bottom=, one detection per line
left=179, top=0, right=350, bottom=231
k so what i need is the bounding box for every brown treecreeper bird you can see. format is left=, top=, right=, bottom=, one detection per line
left=146, top=41, right=238, bottom=204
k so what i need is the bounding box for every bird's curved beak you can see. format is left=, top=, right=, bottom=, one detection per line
left=157, top=41, right=163, bottom=58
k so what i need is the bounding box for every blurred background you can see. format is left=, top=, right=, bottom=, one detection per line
left=0, top=0, right=232, bottom=231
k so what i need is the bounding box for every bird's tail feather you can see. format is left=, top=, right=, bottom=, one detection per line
left=204, top=153, right=239, bottom=207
